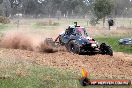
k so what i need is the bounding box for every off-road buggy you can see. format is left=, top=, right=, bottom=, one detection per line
left=46, top=22, right=113, bottom=56
left=119, top=37, right=132, bottom=46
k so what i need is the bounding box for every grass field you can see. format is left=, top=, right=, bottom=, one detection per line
left=0, top=24, right=8, bottom=30
left=0, top=65, right=79, bottom=88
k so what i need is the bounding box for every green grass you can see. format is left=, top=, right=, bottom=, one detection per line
left=0, top=23, right=14, bottom=33
left=95, top=37, right=132, bottom=54
left=0, top=24, right=8, bottom=30
left=0, top=24, right=10, bottom=36
left=0, top=67, right=131, bottom=88
left=0, top=65, right=79, bottom=88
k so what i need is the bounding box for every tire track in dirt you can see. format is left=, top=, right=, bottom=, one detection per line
left=0, top=48, right=132, bottom=79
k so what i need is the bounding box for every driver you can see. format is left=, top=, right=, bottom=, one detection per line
left=65, top=26, right=74, bottom=35
left=54, top=25, right=75, bottom=42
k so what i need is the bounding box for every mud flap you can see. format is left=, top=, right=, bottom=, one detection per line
left=45, top=38, right=55, bottom=47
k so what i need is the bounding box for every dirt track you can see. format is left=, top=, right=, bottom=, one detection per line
left=0, top=48, right=132, bottom=79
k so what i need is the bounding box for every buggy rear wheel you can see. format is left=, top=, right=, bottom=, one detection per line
left=100, top=43, right=113, bottom=56
left=107, top=46, right=113, bottom=56
left=45, top=38, right=55, bottom=46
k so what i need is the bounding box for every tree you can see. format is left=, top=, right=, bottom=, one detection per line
left=92, top=0, right=114, bottom=26
left=114, top=0, right=131, bottom=17
left=0, top=0, right=11, bottom=17
left=0, top=0, right=3, bottom=16
left=0, top=0, right=3, bottom=4
left=3, top=0, right=11, bottom=17
left=8, top=0, right=22, bottom=15
left=0, top=0, right=91, bottom=18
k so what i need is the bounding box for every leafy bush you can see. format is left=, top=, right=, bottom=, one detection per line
left=0, top=16, right=10, bottom=24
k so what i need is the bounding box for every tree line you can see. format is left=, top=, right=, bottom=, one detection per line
left=0, top=0, right=132, bottom=18
left=0, top=0, right=90, bottom=18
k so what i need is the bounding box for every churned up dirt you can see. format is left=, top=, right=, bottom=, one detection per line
left=0, top=30, right=64, bottom=53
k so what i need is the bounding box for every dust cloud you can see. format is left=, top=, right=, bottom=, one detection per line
left=0, top=30, right=60, bottom=53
